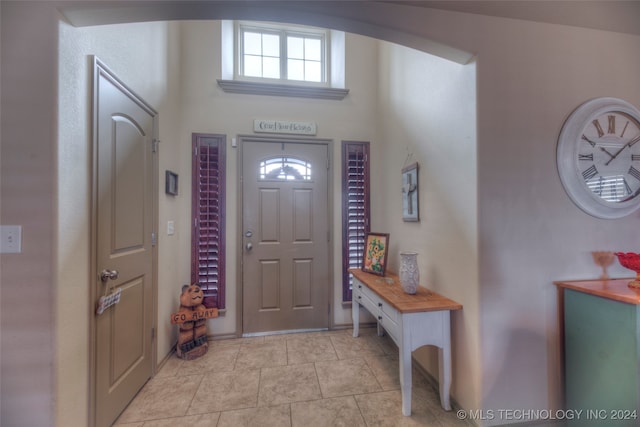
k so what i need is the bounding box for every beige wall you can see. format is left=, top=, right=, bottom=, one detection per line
left=57, top=19, right=183, bottom=426
left=178, top=21, right=380, bottom=333
left=54, top=17, right=381, bottom=427
left=1, top=3, right=58, bottom=427
left=3, top=2, right=640, bottom=427
left=376, top=43, right=479, bottom=411
left=461, top=16, right=640, bottom=419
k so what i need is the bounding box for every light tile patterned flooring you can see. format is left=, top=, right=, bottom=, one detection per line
left=115, top=328, right=471, bottom=427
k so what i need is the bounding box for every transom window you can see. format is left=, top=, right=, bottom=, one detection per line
left=259, top=156, right=312, bottom=181
left=238, top=22, right=327, bottom=85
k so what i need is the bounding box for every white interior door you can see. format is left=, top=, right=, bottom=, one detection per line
left=242, top=138, right=330, bottom=334
left=93, top=58, right=157, bottom=427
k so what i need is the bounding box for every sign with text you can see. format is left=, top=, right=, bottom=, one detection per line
left=171, top=308, right=219, bottom=324
left=254, top=119, right=317, bottom=135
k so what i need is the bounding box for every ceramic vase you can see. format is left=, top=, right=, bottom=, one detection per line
left=399, top=252, right=419, bottom=294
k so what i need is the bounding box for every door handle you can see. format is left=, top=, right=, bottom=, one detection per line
left=100, top=269, right=119, bottom=282
left=246, top=242, right=253, bottom=251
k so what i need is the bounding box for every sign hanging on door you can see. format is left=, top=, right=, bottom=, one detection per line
left=254, top=119, right=317, bottom=135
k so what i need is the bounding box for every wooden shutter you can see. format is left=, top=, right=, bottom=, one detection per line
left=191, top=133, right=226, bottom=309
left=342, top=141, right=370, bottom=301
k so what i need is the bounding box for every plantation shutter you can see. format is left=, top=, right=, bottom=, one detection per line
left=342, top=141, right=370, bottom=301
left=191, top=133, right=226, bottom=309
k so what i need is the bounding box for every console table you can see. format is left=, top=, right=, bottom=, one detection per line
left=350, top=268, right=462, bottom=416
left=554, top=279, right=640, bottom=427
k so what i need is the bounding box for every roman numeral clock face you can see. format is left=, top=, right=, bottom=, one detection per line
left=558, top=98, right=640, bottom=218
left=580, top=113, right=640, bottom=200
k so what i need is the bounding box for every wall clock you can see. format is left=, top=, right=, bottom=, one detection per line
left=557, top=97, right=640, bottom=219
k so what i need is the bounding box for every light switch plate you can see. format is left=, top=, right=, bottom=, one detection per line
left=167, top=220, right=175, bottom=236
left=1, top=225, right=22, bottom=253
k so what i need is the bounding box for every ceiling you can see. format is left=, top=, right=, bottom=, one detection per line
left=393, top=1, right=640, bottom=36
left=59, top=1, right=640, bottom=37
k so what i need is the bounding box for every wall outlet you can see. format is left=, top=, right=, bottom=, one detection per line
left=1, top=225, right=22, bottom=253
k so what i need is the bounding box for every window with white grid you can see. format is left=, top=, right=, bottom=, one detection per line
left=238, top=22, right=328, bottom=85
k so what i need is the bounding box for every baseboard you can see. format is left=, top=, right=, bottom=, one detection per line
left=209, top=332, right=241, bottom=341
left=411, top=359, right=478, bottom=426
left=413, top=362, right=566, bottom=427
left=155, top=345, right=175, bottom=374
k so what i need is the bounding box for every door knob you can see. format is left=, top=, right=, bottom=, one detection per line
left=100, top=269, right=119, bottom=282
left=246, top=242, right=253, bottom=251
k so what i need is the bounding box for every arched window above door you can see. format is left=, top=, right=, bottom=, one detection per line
left=259, top=156, right=312, bottom=181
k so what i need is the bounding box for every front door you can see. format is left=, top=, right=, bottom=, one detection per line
left=242, top=138, right=330, bottom=334
left=93, top=59, right=157, bottom=427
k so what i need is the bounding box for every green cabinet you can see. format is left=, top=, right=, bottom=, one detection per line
left=559, top=280, right=640, bottom=427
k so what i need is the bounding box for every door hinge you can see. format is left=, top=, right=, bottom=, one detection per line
left=194, top=146, right=198, bottom=156
left=152, top=138, right=160, bottom=153
left=328, top=303, right=331, bottom=314
left=151, top=232, right=157, bottom=246
left=151, top=327, right=156, bottom=340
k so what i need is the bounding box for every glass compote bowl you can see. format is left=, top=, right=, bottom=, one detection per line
left=615, top=252, right=640, bottom=289
left=591, top=251, right=615, bottom=280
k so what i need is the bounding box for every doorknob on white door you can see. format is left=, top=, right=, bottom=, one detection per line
left=246, top=242, right=253, bottom=251
left=100, top=269, right=119, bottom=282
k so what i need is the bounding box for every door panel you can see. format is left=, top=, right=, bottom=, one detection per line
left=259, top=189, right=280, bottom=241
left=260, top=260, right=280, bottom=310
left=112, top=278, right=145, bottom=378
left=94, top=59, right=157, bottom=427
left=293, top=189, right=312, bottom=240
left=293, top=259, right=312, bottom=307
left=113, top=116, right=146, bottom=250
left=242, top=140, right=329, bottom=334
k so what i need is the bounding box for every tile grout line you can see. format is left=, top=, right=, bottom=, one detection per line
left=121, top=330, right=469, bottom=426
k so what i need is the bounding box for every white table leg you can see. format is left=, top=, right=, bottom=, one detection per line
left=399, top=337, right=412, bottom=416
left=438, top=320, right=452, bottom=410
left=352, top=300, right=359, bottom=338
left=377, top=321, right=384, bottom=337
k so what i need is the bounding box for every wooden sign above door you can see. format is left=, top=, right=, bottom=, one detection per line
left=254, top=119, right=317, bottom=136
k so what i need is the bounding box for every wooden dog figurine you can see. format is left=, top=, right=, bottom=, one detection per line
left=171, top=284, right=218, bottom=360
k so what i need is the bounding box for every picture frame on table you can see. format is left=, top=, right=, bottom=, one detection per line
left=362, top=232, right=390, bottom=276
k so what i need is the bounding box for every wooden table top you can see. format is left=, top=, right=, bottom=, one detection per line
left=554, top=278, right=640, bottom=305
left=350, top=268, right=462, bottom=313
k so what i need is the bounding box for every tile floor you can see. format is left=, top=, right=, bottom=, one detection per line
left=115, top=328, right=472, bottom=427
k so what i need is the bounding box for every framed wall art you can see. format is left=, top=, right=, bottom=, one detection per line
left=402, top=162, right=419, bottom=221
left=165, top=170, right=179, bottom=196
left=362, top=232, right=390, bottom=276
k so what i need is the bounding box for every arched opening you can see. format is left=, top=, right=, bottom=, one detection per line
left=59, top=2, right=475, bottom=64
left=55, top=3, right=479, bottom=426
